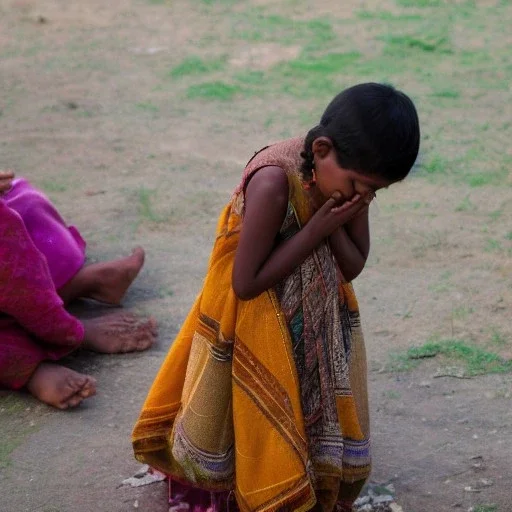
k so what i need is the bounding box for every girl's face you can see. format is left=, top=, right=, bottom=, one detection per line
left=312, top=137, right=394, bottom=204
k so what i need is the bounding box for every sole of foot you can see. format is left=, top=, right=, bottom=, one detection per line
left=82, top=313, right=157, bottom=354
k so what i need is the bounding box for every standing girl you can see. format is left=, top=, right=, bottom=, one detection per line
left=132, top=83, right=420, bottom=512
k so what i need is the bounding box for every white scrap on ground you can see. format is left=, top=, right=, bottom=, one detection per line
left=121, top=464, right=167, bottom=487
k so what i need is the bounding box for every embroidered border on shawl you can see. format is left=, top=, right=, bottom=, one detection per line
left=233, top=339, right=308, bottom=461
left=171, top=421, right=234, bottom=484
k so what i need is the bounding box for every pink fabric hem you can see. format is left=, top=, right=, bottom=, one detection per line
left=168, top=479, right=239, bottom=512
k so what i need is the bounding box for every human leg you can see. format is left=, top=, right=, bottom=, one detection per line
left=81, top=312, right=157, bottom=353
left=58, top=246, right=145, bottom=305
left=4, top=179, right=145, bottom=305
left=3, top=178, right=86, bottom=288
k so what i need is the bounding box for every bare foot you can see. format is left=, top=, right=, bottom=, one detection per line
left=86, top=247, right=145, bottom=305
left=82, top=313, right=157, bottom=354
left=26, top=363, right=97, bottom=410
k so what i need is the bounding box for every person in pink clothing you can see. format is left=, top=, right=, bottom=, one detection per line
left=0, top=170, right=157, bottom=410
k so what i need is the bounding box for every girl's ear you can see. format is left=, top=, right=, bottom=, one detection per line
left=311, top=137, right=333, bottom=158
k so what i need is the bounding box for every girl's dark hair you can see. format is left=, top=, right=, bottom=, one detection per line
left=301, top=83, right=420, bottom=182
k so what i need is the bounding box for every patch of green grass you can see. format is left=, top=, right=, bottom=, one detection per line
left=459, top=49, right=494, bottom=67
left=420, top=154, right=446, bottom=175
left=389, top=339, right=512, bottom=376
left=490, top=328, right=507, bottom=346
left=381, top=201, right=425, bottom=213
left=0, top=394, right=27, bottom=414
left=264, top=51, right=361, bottom=99
left=41, top=180, right=67, bottom=193
left=186, top=81, right=242, bottom=101
left=382, top=34, right=452, bottom=55
left=136, top=102, right=159, bottom=113
left=200, top=0, right=238, bottom=6
left=484, top=238, right=502, bottom=252
left=76, top=110, right=94, bottom=118
left=0, top=437, right=22, bottom=469
left=0, top=395, right=39, bottom=469
left=473, top=505, right=498, bottom=512
left=429, top=281, right=452, bottom=293
left=506, top=231, right=512, bottom=241
left=234, top=70, right=266, bottom=86
left=264, top=114, right=277, bottom=129
left=396, top=0, right=441, bottom=6
left=279, top=77, right=341, bottom=99
left=232, top=12, right=335, bottom=49
left=431, top=88, right=460, bottom=99
left=356, top=10, right=423, bottom=21
left=455, top=195, right=475, bottom=212
left=488, top=209, right=502, bottom=221
left=170, top=56, right=226, bottom=78
left=302, top=19, right=337, bottom=51
left=281, top=52, right=361, bottom=76
left=137, top=187, right=166, bottom=223
left=465, top=168, right=508, bottom=187
left=452, top=306, right=474, bottom=320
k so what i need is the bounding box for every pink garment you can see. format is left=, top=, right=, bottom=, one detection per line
left=0, top=184, right=86, bottom=390
left=168, top=479, right=239, bottom=512
left=3, top=178, right=86, bottom=288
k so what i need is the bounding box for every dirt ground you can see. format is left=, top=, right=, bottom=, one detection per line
left=1, top=1, right=511, bottom=511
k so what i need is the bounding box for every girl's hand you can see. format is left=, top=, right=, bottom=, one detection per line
left=309, top=191, right=366, bottom=238
left=0, top=169, right=15, bottom=195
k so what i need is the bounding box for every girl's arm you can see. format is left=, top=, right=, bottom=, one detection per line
left=328, top=206, right=370, bottom=282
left=232, top=166, right=363, bottom=300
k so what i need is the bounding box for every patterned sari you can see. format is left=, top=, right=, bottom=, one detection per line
left=132, top=138, right=371, bottom=512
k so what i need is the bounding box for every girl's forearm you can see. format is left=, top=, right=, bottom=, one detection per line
left=344, top=207, right=370, bottom=259
left=233, top=222, right=323, bottom=300
left=328, top=227, right=367, bottom=282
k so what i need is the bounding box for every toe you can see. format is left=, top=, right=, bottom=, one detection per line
left=66, top=395, right=84, bottom=408
left=80, top=377, right=97, bottom=398
left=132, top=246, right=145, bottom=262
left=148, top=316, right=158, bottom=335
